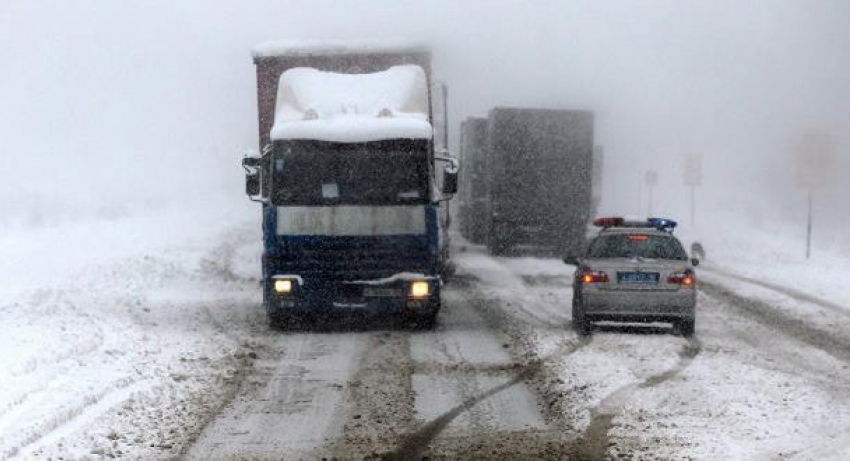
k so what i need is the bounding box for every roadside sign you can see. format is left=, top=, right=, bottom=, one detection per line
left=683, top=155, right=702, bottom=187
left=793, top=130, right=836, bottom=259
left=795, top=131, right=836, bottom=190
left=644, top=170, right=658, bottom=186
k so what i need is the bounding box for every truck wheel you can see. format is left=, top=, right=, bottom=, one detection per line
left=406, top=311, right=438, bottom=330
left=487, top=235, right=509, bottom=256
left=270, top=312, right=296, bottom=331
left=572, top=298, right=591, bottom=336
left=677, top=318, right=695, bottom=337
left=269, top=313, right=286, bottom=330
left=487, top=221, right=512, bottom=256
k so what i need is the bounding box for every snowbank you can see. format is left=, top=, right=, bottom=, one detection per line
left=677, top=211, right=850, bottom=310
left=271, top=65, right=432, bottom=143
left=0, top=205, right=265, bottom=458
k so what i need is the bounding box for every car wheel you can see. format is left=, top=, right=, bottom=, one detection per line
left=572, top=298, right=591, bottom=336
left=678, top=318, right=695, bottom=337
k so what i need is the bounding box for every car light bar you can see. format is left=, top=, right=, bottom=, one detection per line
left=647, top=217, right=678, bottom=231
left=593, top=217, right=625, bottom=228
left=593, top=216, right=679, bottom=232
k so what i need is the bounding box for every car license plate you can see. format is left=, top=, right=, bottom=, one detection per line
left=617, top=272, right=659, bottom=284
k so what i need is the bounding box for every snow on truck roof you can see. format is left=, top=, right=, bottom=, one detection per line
left=271, top=65, right=432, bottom=143
left=252, top=39, right=430, bottom=58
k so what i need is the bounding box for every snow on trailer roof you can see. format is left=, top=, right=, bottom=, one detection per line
left=271, top=65, right=432, bottom=143
left=252, top=39, right=430, bottom=58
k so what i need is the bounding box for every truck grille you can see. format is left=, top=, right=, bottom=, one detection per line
left=264, top=246, right=432, bottom=281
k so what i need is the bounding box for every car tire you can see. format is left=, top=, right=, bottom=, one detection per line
left=572, top=298, right=591, bottom=336
left=678, top=318, right=695, bottom=337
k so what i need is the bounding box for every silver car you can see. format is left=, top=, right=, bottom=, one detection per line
left=565, top=218, right=698, bottom=336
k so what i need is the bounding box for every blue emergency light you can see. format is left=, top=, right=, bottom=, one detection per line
left=647, top=217, right=677, bottom=231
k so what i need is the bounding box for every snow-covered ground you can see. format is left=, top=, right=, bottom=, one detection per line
left=453, top=241, right=850, bottom=459
left=0, top=204, right=266, bottom=458
left=3, top=209, right=850, bottom=458
left=679, top=211, right=850, bottom=309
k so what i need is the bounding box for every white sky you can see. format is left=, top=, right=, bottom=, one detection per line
left=1, top=0, right=848, bottom=226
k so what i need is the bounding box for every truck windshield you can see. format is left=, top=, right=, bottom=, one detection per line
left=270, top=140, right=430, bottom=206
left=586, top=234, right=688, bottom=260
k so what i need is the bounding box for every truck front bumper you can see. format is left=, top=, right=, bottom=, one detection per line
left=266, top=278, right=441, bottom=317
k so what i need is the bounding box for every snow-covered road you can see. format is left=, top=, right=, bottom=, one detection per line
left=4, top=219, right=850, bottom=459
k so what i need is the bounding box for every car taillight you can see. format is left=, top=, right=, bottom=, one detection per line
left=668, top=270, right=695, bottom=286
left=581, top=269, right=609, bottom=284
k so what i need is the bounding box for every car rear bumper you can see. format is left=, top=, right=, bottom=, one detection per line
left=582, top=289, right=695, bottom=321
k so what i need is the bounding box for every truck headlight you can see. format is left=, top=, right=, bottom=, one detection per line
left=409, top=281, right=430, bottom=298
left=274, top=279, right=294, bottom=294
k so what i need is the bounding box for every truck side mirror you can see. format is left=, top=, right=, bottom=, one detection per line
left=442, top=167, right=458, bottom=195
left=246, top=172, right=260, bottom=196
left=243, top=157, right=261, bottom=169
left=243, top=156, right=262, bottom=197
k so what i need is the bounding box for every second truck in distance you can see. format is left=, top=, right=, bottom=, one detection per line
left=459, top=107, right=595, bottom=256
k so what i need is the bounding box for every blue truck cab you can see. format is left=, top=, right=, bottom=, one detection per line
left=242, top=42, right=456, bottom=329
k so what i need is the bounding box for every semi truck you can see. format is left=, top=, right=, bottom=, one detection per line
left=458, top=117, right=489, bottom=244
left=459, top=107, right=594, bottom=256
left=591, top=145, right=604, bottom=218
left=242, top=41, right=458, bottom=329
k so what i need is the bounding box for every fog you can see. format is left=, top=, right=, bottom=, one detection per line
left=2, top=0, right=848, bottom=241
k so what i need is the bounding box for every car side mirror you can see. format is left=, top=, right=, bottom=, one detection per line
left=690, top=258, right=700, bottom=267
left=563, top=255, right=580, bottom=266
left=442, top=167, right=458, bottom=195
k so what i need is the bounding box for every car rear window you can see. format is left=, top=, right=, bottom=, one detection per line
left=586, top=234, right=688, bottom=260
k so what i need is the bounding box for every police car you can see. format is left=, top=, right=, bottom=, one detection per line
left=564, top=217, right=698, bottom=336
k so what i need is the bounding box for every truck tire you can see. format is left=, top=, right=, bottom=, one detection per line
left=419, top=311, right=438, bottom=330
left=677, top=318, right=695, bottom=337
left=572, top=298, right=591, bottom=336
left=269, top=312, right=300, bottom=331
left=487, top=222, right=511, bottom=256
left=406, top=310, right=438, bottom=330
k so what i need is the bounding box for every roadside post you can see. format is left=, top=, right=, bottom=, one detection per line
left=645, top=170, right=658, bottom=216
left=683, top=155, right=702, bottom=226
left=794, top=131, right=836, bottom=260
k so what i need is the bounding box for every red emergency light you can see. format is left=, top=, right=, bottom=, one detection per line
left=593, top=217, right=624, bottom=228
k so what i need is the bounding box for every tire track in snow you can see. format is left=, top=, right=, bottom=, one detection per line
left=187, top=330, right=370, bottom=459
left=0, top=292, right=107, bottom=447
left=3, top=378, right=153, bottom=459
left=390, top=268, right=590, bottom=459
left=701, top=281, right=850, bottom=363
left=703, top=266, right=850, bottom=319
left=574, top=338, right=701, bottom=459
left=329, top=331, right=416, bottom=458
left=3, top=293, right=105, bottom=380
left=392, top=335, right=589, bottom=460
